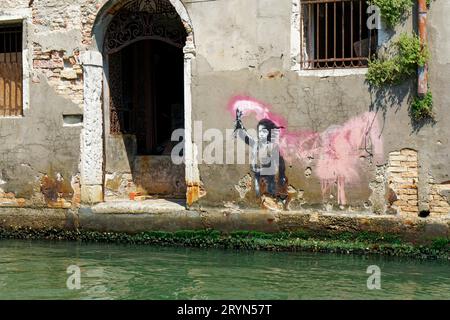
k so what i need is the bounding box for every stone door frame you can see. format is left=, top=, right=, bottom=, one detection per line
left=79, top=0, right=200, bottom=205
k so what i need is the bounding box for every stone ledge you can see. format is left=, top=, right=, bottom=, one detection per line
left=0, top=206, right=448, bottom=244
left=0, top=207, right=78, bottom=230
left=86, top=199, right=187, bottom=214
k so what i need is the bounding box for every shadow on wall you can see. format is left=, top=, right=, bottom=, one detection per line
left=367, top=80, right=436, bottom=133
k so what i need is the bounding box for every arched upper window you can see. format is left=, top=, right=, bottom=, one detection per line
left=103, top=0, right=187, bottom=55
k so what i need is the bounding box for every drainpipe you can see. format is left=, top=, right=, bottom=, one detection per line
left=417, top=0, right=429, bottom=214
left=418, top=0, right=428, bottom=97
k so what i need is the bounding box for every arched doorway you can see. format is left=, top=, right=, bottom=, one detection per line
left=80, top=0, right=200, bottom=205
left=103, top=0, right=188, bottom=200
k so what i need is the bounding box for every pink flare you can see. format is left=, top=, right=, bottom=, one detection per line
left=228, top=96, right=288, bottom=128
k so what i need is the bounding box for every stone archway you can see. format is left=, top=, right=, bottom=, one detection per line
left=80, top=0, right=199, bottom=205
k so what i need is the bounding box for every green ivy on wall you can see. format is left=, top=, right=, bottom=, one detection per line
left=367, top=33, right=429, bottom=87
left=366, top=1, right=433, bottom=121
left=411, top=91, right=433, bottom=119
left=370, top=0, right=413, bottom=28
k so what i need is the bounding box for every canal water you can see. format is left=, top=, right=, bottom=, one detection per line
left=0, top=239, right=449, bottom=300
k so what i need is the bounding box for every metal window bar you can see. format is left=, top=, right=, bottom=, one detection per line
left=300, top=0, right=377, bottom=70
left=0, top=24, right=22, bottom=116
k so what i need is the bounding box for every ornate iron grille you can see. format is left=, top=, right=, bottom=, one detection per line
left=104, top=0, right=185, bottom=54
left=109, top=51, right=128, bottom=134
left=122, top=0, right=178, bottom=15
left=0, top=24, right=22, bottom=116
left=300, top=0, right=378, bottom=69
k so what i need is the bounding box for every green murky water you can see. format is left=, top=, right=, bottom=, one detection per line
left=0, top=239, right=449, bottom=300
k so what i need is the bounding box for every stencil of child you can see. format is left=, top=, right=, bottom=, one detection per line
left=233, top=108, right=289, bottom=208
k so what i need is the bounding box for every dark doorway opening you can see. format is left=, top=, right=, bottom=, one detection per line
left=104, top=1, right=188, bottom=200
left=110, top=39, right=184, bottom=155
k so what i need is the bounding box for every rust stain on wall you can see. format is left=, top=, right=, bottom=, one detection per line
left=187, top=182, right=206, bottom=206
left=40, top=172, right=73, bottom=208
left=187, top=183, right=200, bottom=206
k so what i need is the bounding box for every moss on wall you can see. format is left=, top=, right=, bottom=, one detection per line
left=1, top=228, right=448, bottom=260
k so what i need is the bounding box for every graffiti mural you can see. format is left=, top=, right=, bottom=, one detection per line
left=229, top=96, right=383, bottom=207
left=233, top=108, right=289, bottom=209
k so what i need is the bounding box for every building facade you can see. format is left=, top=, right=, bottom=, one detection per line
left=0, top=0, right=449, bottom=220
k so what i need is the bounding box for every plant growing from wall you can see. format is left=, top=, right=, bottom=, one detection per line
left=411, top=91, right=433, bottom=120
left=369, top=0, right=413, bottom=28
left=368, top=0, right=434, bottom=29
left=366, top=34, right=433, bottom=121
left=365, top=58, right=400, bottom=86
left=367, top=33, right=429, bottom=86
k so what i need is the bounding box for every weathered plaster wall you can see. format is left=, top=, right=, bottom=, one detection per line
left=31, top=0, right=84, bottom=107
left=186, top=0, right=450, bottom=217
left=187, top=0, right=388, bottom=211
left=0, top=0, right=448, bottom=219
left=191, top=68, right=386, bottom=211
left=0, top=0, right=83, bottom=208
left=423, top=0, right=450, bottom=214
left=0, top=77, right=82, bottom=208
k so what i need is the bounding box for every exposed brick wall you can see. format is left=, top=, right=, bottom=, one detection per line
left=32, top=44, right=84, bottom=107
left=30, top=0, right=86, bottom=107
left=387, top=149, right=419, bottom=214
left=429, top=178, right=450, bottom=216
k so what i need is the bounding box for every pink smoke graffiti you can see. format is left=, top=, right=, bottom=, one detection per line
left=228, top=95, right=384, bottom=205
